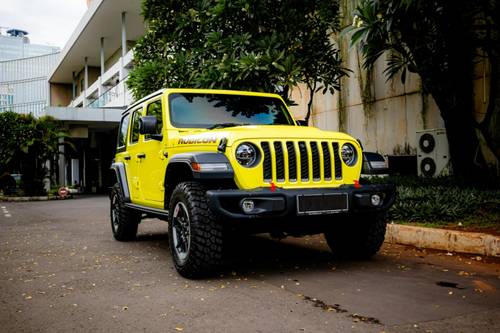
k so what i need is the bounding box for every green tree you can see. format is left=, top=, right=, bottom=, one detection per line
left=346, top=0, right=500, bottom=178
left=0, top=112, right=35, bottom=173
left=0, top=112, right=71, bottom=195
left=128, top=0, right=348, bottom=122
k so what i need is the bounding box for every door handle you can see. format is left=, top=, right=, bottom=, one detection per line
left=137, top=153, right=146, bottom=159
left=123, top=155, right=131, bottom=161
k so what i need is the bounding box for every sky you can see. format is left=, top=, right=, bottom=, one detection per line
left=0, top=0, right=88, bottom=48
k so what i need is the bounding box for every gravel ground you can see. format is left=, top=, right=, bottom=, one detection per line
left=1, top=196, right=499, bottom=332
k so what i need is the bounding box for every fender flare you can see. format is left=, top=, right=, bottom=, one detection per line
left=167, top=152, right=234, bottom=179
left=110, top=162, right=131, bottom=202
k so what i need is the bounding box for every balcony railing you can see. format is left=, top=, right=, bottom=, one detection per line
left=87, top=78, right=129, bottom=108
left=69, top=49, right=134, bottom=108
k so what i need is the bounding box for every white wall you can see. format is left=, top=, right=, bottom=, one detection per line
left=289, top=49, right=445, bottom=156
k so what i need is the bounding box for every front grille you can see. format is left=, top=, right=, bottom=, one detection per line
left=260, top=140, right=343, bottom=184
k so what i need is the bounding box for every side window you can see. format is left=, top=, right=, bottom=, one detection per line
left=117, top=113, right=130, bottom=149
left=129, top=110, right=141, bottom=144
left=145, top=100, right=163, bottom=139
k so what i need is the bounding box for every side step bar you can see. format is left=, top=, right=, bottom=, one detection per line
left=124, top=203, right=169, bottom=220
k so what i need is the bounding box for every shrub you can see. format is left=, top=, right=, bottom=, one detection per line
left=390, top=185, right=500, bottom=222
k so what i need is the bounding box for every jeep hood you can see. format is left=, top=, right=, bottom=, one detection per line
left=175, top=125, right=357, bottom=147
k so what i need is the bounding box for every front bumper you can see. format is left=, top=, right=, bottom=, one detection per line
left=206, top=184, right=396, bottom=220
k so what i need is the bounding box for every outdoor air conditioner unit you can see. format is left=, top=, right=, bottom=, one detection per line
left=416, top=128, right=451, bottom=177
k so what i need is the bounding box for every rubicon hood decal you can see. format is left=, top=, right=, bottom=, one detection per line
left=178, top=135, right=218, bottom=144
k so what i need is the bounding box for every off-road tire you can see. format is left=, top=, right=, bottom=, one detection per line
left=110, top=183, right=140, bottom=241
left=324, top=212, right=387, bottom=259
left=168, top=182, right=224, bottom=278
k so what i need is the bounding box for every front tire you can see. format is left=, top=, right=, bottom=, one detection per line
left=324, top=212, right=387, bottom=259
left=110, top=183, right=140, bottom=241
left=168, top=182, right=224, bottom=278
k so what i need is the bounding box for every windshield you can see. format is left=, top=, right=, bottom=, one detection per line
left=169, top=93, right=294, bottom=128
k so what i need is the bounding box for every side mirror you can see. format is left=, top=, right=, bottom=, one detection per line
left=139, top=116, right=163, bottom=141
left=139, top=116, right=158, bottom=135
left=296, top=120, right=308, bottom=126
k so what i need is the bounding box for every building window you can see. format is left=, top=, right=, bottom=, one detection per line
left=145, top=99, right=162, bottom=139
left=80, top=79, right=84, bottom=93
left=0, top=93, right=14, bottom=110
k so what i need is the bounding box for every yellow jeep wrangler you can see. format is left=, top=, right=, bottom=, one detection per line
left=109, top=88, right=395, bottom=278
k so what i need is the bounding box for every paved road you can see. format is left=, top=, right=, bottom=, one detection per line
left=1, top=196, right=499, bottom=332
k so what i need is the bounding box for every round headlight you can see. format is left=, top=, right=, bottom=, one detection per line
left=341, top=143, right=358, bottom=166
left=235, top=143, right=258, bottom=167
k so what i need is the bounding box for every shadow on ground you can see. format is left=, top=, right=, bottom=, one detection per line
left=134, top=223, right=377, bottom=278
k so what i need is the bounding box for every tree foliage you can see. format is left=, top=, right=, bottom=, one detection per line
left=346, top=0, right=500, bottom=178
left=128, top=0, right=348, bottom=121
left=0, top=112, right=70, bottom=195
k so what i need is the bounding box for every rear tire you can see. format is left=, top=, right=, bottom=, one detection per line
left=324, top=212, right=387, bottom=259
left=110, top=183, right=140, bottom=241
left=168, top=182, right=225, bottom=278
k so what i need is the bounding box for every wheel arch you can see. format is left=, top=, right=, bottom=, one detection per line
left=164, top=152, right=234, bottom=208
left=164, top=161, right=194, bottom=207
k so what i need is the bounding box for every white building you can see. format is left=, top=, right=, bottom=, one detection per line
left=0, top=28, right=59, bottom=61
left=0, top=29, right=60, bottom=115
left=47, top=0, right=144, bottom=191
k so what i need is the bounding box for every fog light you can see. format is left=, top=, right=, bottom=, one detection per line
left=241, top=199, right=255, bottom=213
left=371, top=194, right=381, bottom=206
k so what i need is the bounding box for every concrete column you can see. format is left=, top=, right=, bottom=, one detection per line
left=121, top=12, right=127, bottom=57
left=83, top=57, right=89, bottom=107
left=98, top=37, right=105, bottom=102
left=119, top=12, right=127, bottom=81
left=58, top=137, right=66, bottom=186
left=100, top=37, right=105, bottom=75
left=71, top=71, right=76, bottom=100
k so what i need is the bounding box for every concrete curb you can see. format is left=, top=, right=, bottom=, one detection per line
left=0, top=196, right=49, bottom=202
left=0, top=195, right=62, bottom=202
left=385, top=224, right=500, bottom=257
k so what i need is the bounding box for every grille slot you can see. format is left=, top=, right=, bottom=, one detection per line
left=332, top=142, right=342, bottom=179
left=274, top=141, right=285, bottom=182
left=321, top=142, right=332, bottom=180
left=298, top=141, right=309, bottom=181
left=261, top=142, right=272, bottom=181
left=310, top=142, right=320, bottom=180
left=286, top=141, right=297, bottom=181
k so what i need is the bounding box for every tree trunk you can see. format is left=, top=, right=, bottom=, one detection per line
left=480, top=53, right=500, bottom=162
left=421, top=74, right=480, bottom=177
left=304, top=82, right=316, bottom=124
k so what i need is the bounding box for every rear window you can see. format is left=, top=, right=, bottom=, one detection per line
left=117, top=113, right=130, bottom=149
left=129, top=110, right=141, bottom=144
left=145, top=100, right=163, bottom=139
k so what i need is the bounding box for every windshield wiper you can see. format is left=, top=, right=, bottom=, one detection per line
left=208, top=123, right=251, bottom=130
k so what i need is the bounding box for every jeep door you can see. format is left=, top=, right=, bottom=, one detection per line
left=139, top=97, right=167, bottom=204
left=125, top=106, right=144, bottom=202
